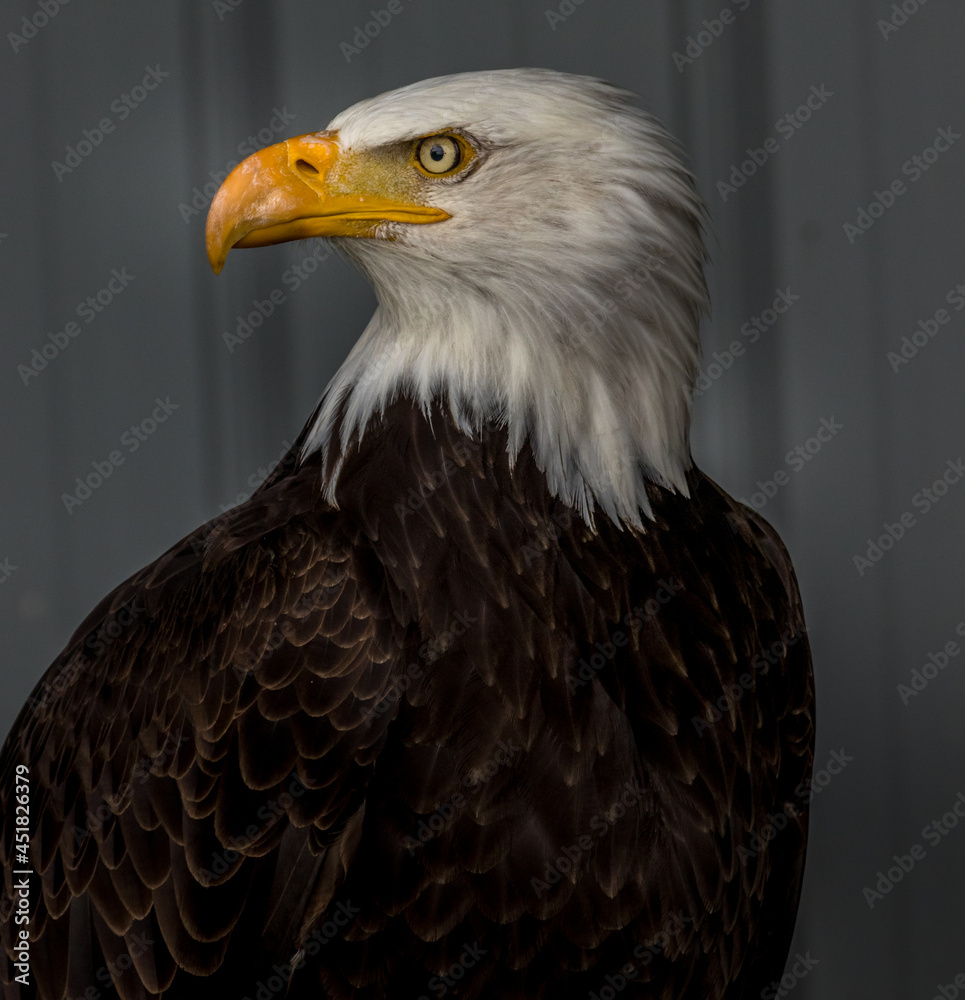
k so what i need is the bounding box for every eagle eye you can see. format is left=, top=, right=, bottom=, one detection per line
left=414, top=134, right=468, bottom=176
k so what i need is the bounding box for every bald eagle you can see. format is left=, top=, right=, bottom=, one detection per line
left=1, top=69, right=814, bottom=999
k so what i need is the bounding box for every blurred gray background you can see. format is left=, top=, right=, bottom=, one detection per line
left=1, top=0, right=963, bottom=995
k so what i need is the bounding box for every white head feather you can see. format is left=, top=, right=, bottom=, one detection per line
left=300, top=68, right=709, bottom=527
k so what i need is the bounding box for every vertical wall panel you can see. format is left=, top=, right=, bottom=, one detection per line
left=1, top=1, right=962, bottom=994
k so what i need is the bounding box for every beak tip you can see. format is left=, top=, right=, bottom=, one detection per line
left=205, top=218, right=228, bottom=274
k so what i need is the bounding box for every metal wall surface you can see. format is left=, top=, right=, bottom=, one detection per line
left=1, top=0, right=963, bottom=994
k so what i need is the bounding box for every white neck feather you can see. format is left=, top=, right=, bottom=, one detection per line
left=297, top=69, right=710, bottom=527
left=302, top=236, right=704, bottom=528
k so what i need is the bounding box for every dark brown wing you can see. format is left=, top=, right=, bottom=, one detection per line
left=271, top=401, right=815, bottom=1000
left=0, top=457, right=408, bottom=999
left=1, top=398, right=814, bottom=1000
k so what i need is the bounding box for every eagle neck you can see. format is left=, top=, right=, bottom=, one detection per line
left=300, top=247, right=702, bottom=528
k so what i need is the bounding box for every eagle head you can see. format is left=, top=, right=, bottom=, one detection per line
left=206, top=68, right=709, bottom=526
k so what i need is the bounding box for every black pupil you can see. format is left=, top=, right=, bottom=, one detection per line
left=430, top=144, right=446, bottom=161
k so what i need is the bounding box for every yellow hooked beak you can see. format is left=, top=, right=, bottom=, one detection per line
left=205, top=131, right=451, bottom=274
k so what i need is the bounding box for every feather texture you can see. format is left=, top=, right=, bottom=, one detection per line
left=1, top=398, right=813, bottom=998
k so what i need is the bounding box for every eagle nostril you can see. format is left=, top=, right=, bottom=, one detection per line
left=295, top=159, right=319, bottom=176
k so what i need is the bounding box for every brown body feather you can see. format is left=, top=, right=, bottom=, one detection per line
left=1, top=397, right=813, bottom=998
